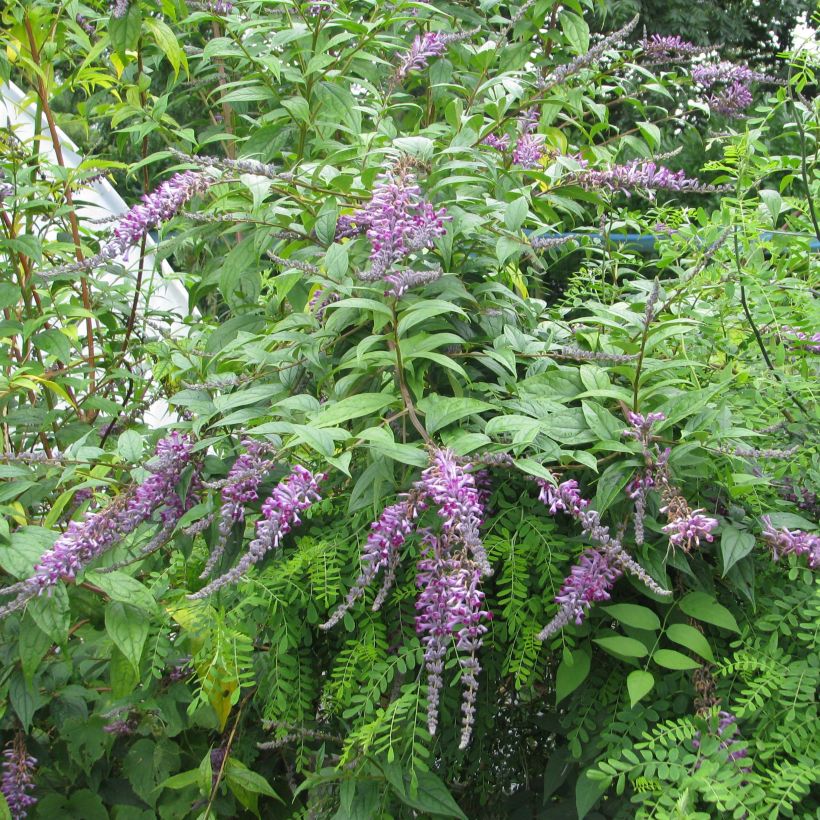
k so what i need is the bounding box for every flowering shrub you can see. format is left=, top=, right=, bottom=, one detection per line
left=0, top=0, right=818, bottom=817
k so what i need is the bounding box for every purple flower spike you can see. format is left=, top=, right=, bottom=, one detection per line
left=200, top=440, right=275, bottom=579
left=538, top=549, right=622, bottom=640
left=708, top=81, right=753, bottom=116
left=106, top=172, right=212, bottom=258
left=395, top=32, right=449, bottom=80
left=662, top=510, right=719, bottom=552
left=761, top=516, right=819, bottom=569
left=537, top=479, right=588, bottom=516
left=512, top=133, right=546, bottom=169
left=639, top=34, right=704, bottom=63
left=1, top=736, right=37, bottom=820
left=383, top=268, right=442, bottom=298
left=358, top=165, right=449, bottom=284
left=415, top=536, right=490, bottom=744
left=0, top=433, right=195, bottom=618
left=572, top=160, right=732, bottom=196
left=482, top=134, right=510, bottom=151
left=321, top=495, right=422, bottom=629
left=111, top=0, right=130, bottom=18
left=417, top=448, right=490, bottom=576
left=189, top=465, right=325, bottom=598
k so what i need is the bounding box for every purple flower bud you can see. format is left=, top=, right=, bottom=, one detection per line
left=383, top=267, right=442, bottom=298
left=1, top=736, right=36, bottom=820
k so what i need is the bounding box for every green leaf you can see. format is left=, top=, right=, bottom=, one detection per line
left=9, top=672, right=45, bottom=731
left=679, top=591, right=740, bottom=632
left=627, top=669, right=655, bottom=707
left=314, top=198, right=338, bottom=247
left=314, top=393, right=397, bottom=428
left=602, top=604, right=661, bottom=631
left=576, top=769, right=609, bottom=820
left=324, top=243, right=349, bottom=279
left=84, top=570, right=157, bottom=613
left=109, top=2, right=142, bottom=57
left=105, top=601, right=149, bottom=673
left=117, top=430, right=144, bottom=463
left=158, top=769, right=200, bottom=791
left=225, top=758, right=282, bottom=802
left=389, top=769, right=467, bottom=820
left=144, top=17, right=187, bottom=76
left=18, top=613, right=52, bottom=681
left=504, top=197, right=529, bottom=232
left=592, top=635, right=648, bottom=658
left=560, top=11, right=590, bottom=54
left=0, top=526, right=55, bottom=579
left=28, top=584, right=70, bottom=644
left=555, top=648, right=591, bottom=704
left=720, top=525, right=755, bottom=576
left=665, top=623, right=715, bottom=662
left=594, top=462, right=632, bottom=514
left=397, top=300, right=467, bottom=336
left=415, top=396, right=494, bottom=434
left=651, top=649, right=700, bottom=670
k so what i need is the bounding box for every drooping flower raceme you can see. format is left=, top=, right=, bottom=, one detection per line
left=761, top=516, right=819, bottom=569
left=358, top=164, right=449, bottom=285
left=393, top=29, right=477, bottom=83
left=415, top=535, right=490, bottom=748
left=662, top=510, right=719, bottom=551
left=0, top=432, right=195, bottom=618
left=1, top=736, right=37, bottom=820
left=320, top=494, right=422, bottom=629
left=416, top=447, right=491, bottom=576
left=536, top=479, right=671, bottom=639
left=200, top=440, right=275, bottom=579
left=189, top=465, right=325, bottom=598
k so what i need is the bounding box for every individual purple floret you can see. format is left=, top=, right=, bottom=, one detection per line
left=415, top=536, right=490, bottom=745
left=189, top=465, right=325, bottom=598
left=320, top=494, right=422, bottom=629
left=1, top=737, right=37, bottom=820
left=358, top=164, right=448, bottom=283
left=416, top=448, right=490, bottom=576
left=200, top=440, right=275, bottom=580
left=662, top=510, right=719, bottom=551
left=639, top=34, right=704, bottom=63
left=0, top=433, right=194, bottom=618
left=761, top=516, right=819, bottom=569
left=571, top=160, right=732, bottom=196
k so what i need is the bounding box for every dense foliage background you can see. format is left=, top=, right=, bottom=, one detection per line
left=0, top=0, right=818, bottom=817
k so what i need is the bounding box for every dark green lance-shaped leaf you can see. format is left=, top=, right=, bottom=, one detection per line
left=109, top=2, right=142, bottom=57
left=504, top=197, right=529, bottom=231
left=389, top=769, right=467, bottom=820
left=555, top=648, right=591, bottom=705
left=314, top=198, right=338, bottom=247
left=665, top=623, right=715, bottom=662
left=225, top=758, right=283, bottom=805
left=652, top=649, right=701, bottom=670
left=627, top=669, right=655, bottom=707
left=593, top=635, right=648, bottom=658
left=416, top=395, right=495, bottom=434
left=720, top=525, right=756, bottom=576
left=576, top=769, right=609, bottom=820
left=594, top=462, right=633, bottom=514
left=314, top=393, right=397, bottom=428
left=602, top=603, right=661, bottom=631
left=105, top=601, right=149, bottom=673
left=679, top=591, right=740, bottom=632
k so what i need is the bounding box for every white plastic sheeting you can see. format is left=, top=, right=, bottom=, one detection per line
left=1, top=80, right=194, bottom=426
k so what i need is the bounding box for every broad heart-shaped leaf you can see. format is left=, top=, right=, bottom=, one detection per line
left=665, top=623, right=715, bottom=662
left=116, top=429, right=144, bottom=462
left=555, top=648, right=591, bottom=705
left=627, top=669, right=655, bottom=707
left=415, top=395, right=495, bottom=434
left=720, top=525, right=756, bottom=576
left=28, top=583, right=70, bottom=644
left=679, top=591, right=740, bottom=632
left=602, top=603, right=661, bottom=631
left=105, top=601, right=149, bottom=673
left=651, top=649, right=701, bottom=670
left=593, top=635, right=648, bottom=658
